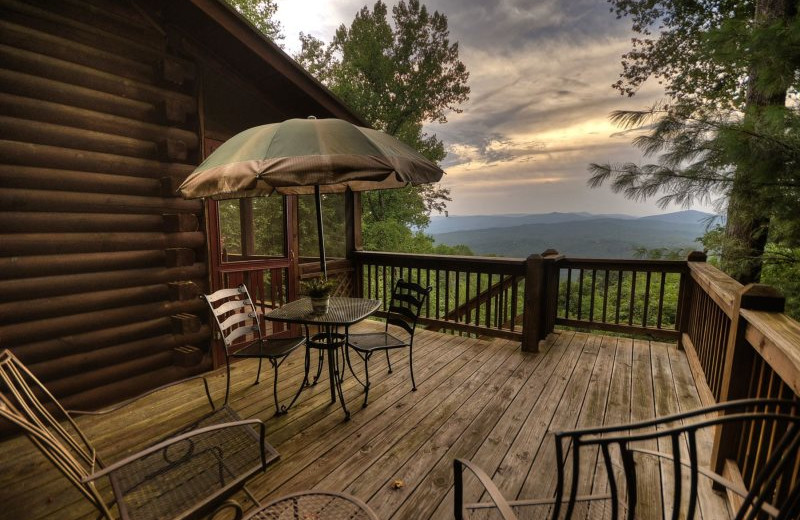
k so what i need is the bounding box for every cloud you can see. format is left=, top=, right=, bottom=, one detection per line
left=275, top=0, right=714, bottom=216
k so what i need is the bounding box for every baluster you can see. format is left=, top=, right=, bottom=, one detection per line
left=435, top=269, right=441, bottom=320
left=602, top=269, right=610, bottom=323
left=577, top=269, right=584, bottom=321
left=425, top=268, right=432, bottom=317
left=486, top=272, right=492, bottom=328
left=628, top=271, right=637, bottom=326
left=642, top=271, right=651, bottom=327
left=564, top=268, right=572, bottom=319
left=657, top=272, right=666, bottom=329
left=511, top=275, right=519, bottom=332
left=615, top=270, right=623, bottom=324
left=589, top=269, right=596, bottom=323
left=445, top=269, right=451, bottom=322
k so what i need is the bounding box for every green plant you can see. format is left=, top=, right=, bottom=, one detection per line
left=303, top=277, right=336, bottom=298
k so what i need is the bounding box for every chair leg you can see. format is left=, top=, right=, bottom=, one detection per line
left=311, top=349, right=324, bottom=385
left=409, top=346, right=416, bottom=391
left=254, top=357, right=263, bottom=385
left=363, top=352, right=372, bottom=408
left=270, top=357, right=281, bottom=416
left=385, top=349, right=392, bottom=373
left=224, top=356, right=232, bottom=407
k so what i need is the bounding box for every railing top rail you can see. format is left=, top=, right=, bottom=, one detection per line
left=353, top=250, right=526, bottom=272
left=688, top=261, right=743, bottom=318
left=740, top=309, right=800, bottom=396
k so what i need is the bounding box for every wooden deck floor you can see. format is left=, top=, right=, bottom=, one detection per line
left=1, top=324, right=731, bottom=520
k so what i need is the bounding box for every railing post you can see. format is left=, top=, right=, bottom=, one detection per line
left=676, top=251, right=706, bottom=350
left=345, top=190, right=362, bottom=297
left=541, top=249, right=562, bottom=337
left=522, top=253, right=544, bottom=352
left=710, top=283, right=785, bottom=474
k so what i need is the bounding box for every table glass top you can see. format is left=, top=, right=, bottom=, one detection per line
left=264, top=297, right=381, bottom=326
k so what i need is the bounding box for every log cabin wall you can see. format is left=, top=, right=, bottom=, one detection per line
left=0, top=0, right=209, bottom=410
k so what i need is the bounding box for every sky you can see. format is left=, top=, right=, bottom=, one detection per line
left=273, top=0, right=715, bottom=217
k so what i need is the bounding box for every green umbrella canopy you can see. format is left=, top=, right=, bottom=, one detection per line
left=178, top=118, right=444, bottom=200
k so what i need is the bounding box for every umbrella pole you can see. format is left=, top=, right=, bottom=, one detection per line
left=314, top=185, right=327, bottom=279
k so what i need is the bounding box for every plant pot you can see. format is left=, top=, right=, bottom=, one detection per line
left=310, top=296, right=330, bottom=314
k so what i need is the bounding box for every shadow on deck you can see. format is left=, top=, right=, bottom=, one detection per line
left=1, top=324, right=730, bottom=520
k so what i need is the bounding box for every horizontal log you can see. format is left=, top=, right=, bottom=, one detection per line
left=0, top=282, right=207, bottom=323
left=0, top=43, right=195, bottom=110
left=0, top=140, right=195, bottom=179
left=0, top=18, right=157, bottom=84
left=44, top=350, right=175, bottom=400
left=0, top=164, right=161, bottom=196
left=2, top=0, right=167, bottom=61
left=0, top=114, right=160, bottom=159
left=354, top=250, right=526, bottom=275
left=0, top=298, right=205, bottom=345
left=12, top=316, right=178, bottom=363
left=168, top=281, right=202, bottom=301
left=0, top=68, right=158, bottom=122
left=0, top=229, right=204, bottom=256
left=29, top=327, right=210, bottom=383
left=165, top=248, right=196, bottom=268
left=163, top=213, right=199, bottom=232
left=0, top=263, right=207, bottom=302
left=0, top=212, right=164, bottom=233
left=0, top=250, right=168, bottom=279
left=0, top=188, right=201, bottom=215
left=0, top=93, right=198, bottom=149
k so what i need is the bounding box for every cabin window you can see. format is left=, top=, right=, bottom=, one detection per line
left=218, top=196, right=286, bottom=262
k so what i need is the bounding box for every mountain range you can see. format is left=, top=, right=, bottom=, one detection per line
left=429, top=210, right=716, bottom=258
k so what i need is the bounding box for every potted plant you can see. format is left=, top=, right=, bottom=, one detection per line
left=303, top=277, right=336, bottom=314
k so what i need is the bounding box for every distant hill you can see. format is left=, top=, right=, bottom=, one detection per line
left=426, top=212, right=635, bottom=235
left=430, top=210, right=713, bottom=258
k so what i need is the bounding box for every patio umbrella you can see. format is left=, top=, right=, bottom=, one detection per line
left=178, top=117, right=444, bottom=278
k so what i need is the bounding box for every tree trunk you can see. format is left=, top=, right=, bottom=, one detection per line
left=721, top=0, right=792, bottom=284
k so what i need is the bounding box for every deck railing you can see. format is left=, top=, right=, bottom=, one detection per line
left=353, top=248, right=800, bottom=509
left=553, top=257, right=688, bottom=341
left=353, top=251, right=527, bottom=341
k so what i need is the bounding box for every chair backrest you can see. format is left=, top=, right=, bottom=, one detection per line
left=201, top=284, right=263, bottom=355
left=551, top=398, right=800, bottom=520
left=0, top=349, right=113, bottom=518
left=385, top=279, right=432, bottom=338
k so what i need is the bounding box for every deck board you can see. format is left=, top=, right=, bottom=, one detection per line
left=0, top=325, right=732, bottom=520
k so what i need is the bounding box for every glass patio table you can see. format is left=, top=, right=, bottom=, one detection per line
left=264, top=296, right=381, bottom=420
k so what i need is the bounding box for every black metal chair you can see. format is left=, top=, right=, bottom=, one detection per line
left=455, top=398, right=800, bottom=520
left=202, top=284, right=305, bottom=414
left=0, top=349, right=277, bottom=520
left=346, top=279, right=431, bottom=407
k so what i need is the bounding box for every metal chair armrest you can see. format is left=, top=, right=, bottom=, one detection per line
left=454, top=458, right=518, bottom=520
left=82, top=418, right=267, bottom=483
left=554, top=397, right=797, bottom=439
left=67, top=374, right=215, bottom=416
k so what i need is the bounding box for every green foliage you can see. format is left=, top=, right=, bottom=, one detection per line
left=591, top=0, right=800, bottom=284
left=295, top=0, right=470, bottom=253
left=223, top=0, right=284, bottom=43
left=302, top=277, right=336, bottom=297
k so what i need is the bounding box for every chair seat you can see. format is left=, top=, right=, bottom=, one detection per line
left=230, top=336, right=305, bottom=359
left=109, top=405, right=279, bottom=520
left=348, top=332, right=409, bottom=352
